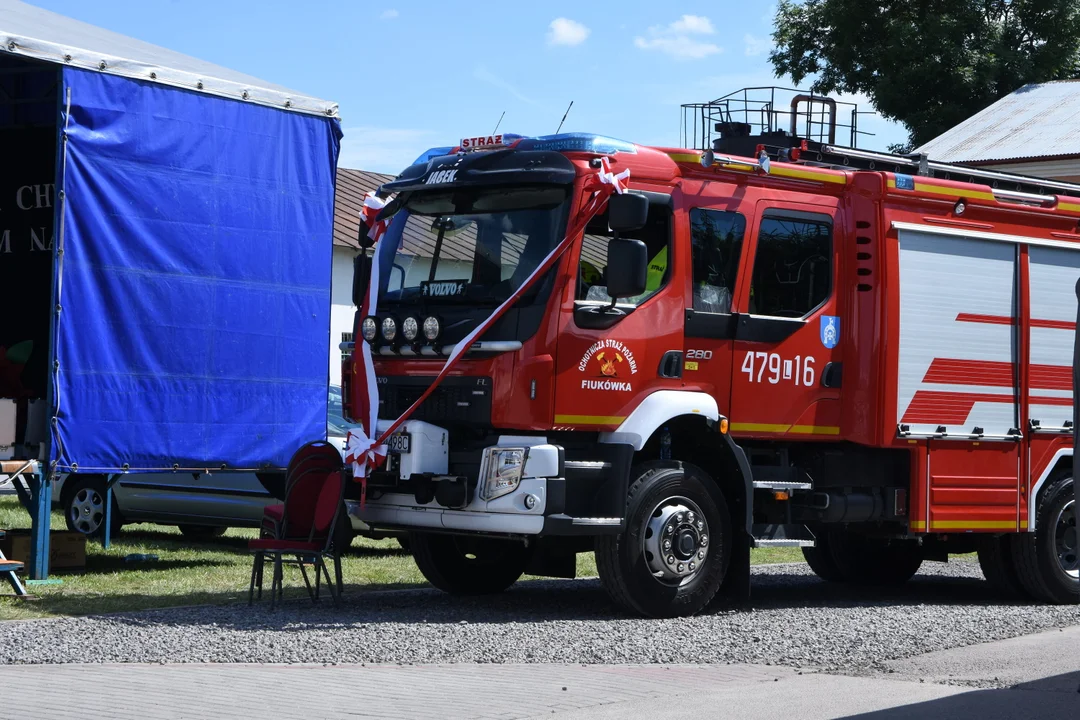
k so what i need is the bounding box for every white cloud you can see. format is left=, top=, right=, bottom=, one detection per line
left=670, top=15, right=714, bottom=34
left=380, top=9, right=399, bottom=20
left=547, top=18, right=590, bottom=46
left=473, top=65, right=539, bottom=106
left=338, top=127, right=442, bottom=174
left=744, top=33, right=771, bottom=57
left=634, top=15, right=722, bottom=60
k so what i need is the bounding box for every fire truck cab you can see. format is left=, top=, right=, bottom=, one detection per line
left=343, top=114, right=1078, bottom=617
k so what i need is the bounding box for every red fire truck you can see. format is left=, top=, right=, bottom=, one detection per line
left=341, top=98, right=1078, bottom=617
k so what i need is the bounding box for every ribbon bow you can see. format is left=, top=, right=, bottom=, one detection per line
left=343, top=428, right=386, bottom=483
left=598, top=157, right=630, bottom=195
left=360, top=191, right=390, bottom=245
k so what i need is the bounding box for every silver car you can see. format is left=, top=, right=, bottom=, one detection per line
left=55, top=387, right=357, bottom=539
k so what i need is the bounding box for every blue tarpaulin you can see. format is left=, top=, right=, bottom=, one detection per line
left=53, top=68, right=341, bottom=472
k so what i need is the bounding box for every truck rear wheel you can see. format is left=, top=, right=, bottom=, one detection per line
left=802, top=530, right=847, bottom=582
left=977, top=535, right=1026, bottom=598
left=410, top=532, right=528, bottom=595
left=595, top=461, right=731, bottom=618
left=827, top=531, right=923, bottom=586
left=1011, top=475, right=1078, bottom=604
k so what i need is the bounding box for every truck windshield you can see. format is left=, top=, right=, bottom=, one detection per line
left=378, top=186, right=571, bottom=306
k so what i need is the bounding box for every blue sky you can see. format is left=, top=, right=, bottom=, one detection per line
left=30, top=0, right=908, bottom=173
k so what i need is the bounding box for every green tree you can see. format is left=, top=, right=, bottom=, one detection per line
left=770, top=0, right=1080, bottom=149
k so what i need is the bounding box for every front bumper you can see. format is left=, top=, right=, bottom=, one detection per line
left=344, top=421, right=633, bottom=537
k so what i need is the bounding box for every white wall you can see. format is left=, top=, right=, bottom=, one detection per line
left=330, top=245, right=359, bottom=387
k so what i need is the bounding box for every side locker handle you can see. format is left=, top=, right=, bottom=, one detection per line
left=659, top=351, right=683, bottom=379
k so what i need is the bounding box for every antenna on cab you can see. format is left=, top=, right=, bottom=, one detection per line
left=555, top=101, right=574, bottom=134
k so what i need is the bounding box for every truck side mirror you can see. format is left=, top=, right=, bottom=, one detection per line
left=605, top=239, right=648, bottom=299
left=352, top=251, right=371, bottom=307
left=607, top=193, right=649, bottom=233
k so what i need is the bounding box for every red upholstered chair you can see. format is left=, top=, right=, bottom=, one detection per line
left=249, top=442, right=346, bottom=607
left=261, top=442, right=342, bottom=540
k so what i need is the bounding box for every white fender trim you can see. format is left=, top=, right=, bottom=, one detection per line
left=1028, top=447, right=1072, bottom=532
left=598, top=390, right=720, bottom=451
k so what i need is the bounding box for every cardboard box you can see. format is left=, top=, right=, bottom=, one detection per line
left=0, top=529, right=87, bottom=572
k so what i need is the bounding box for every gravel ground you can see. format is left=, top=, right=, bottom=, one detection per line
left=1, top=561, right=1077, bottom=672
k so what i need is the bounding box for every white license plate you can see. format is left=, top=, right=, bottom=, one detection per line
left=387, top=433, right=411, bottom=454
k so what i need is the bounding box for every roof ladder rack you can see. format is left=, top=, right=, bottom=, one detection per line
left=799, top=143, right=1080, bottom=199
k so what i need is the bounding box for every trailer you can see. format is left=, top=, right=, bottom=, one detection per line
left=0, top=0, right=340, bottom=578
left=338, top=91, right=1078, bottom=617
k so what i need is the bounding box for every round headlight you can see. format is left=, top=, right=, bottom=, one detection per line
left=381, top=316, right=397, bottom=342
left=422, top=316, right=441, bottom=342
left=402, top=316, right=419, bottom=342
left=361, top=316, right=378, bottom=342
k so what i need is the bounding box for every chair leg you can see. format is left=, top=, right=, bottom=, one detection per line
left=248, top=552, right=259, bottom=606
left=334, top=554, right=344, bottom=596
left=256, top=553, right=264, bottom=600
left=271, top=554, right=283, bottom=610
left=318, top=557, right=339, bottom=605
left=278, top=554, right=285, bottom=602
left=298, top=554, right=316, bottom=602
left=314, top=556, right=322, bottom=600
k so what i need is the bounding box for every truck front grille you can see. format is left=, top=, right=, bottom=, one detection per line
left=378, top=376, right=492, bottom=426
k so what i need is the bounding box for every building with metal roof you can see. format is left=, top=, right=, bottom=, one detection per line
left=916, top=80, right=1080, bottom=182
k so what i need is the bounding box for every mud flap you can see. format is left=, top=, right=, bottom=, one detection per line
left=713, top=528, right=752, bottom=606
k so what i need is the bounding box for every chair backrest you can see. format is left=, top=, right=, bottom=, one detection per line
left=280, top=441, right=343, bottom=539
left=312, top=471, right=344, bottom=544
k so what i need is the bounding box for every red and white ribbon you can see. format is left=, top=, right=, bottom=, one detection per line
left=598, top=157, right=630, bottom=194
left=345, top=161, right=631, bottom=503
left=359, top=191, right=390, bottom=245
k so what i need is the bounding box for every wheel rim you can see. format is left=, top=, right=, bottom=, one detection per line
left=70, top=488, right=104, bottom=535
left=642, top=496, right=709, bottom=587
left=1054, top=498, right=1077, bottom=580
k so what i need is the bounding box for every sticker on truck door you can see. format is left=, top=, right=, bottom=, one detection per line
left=820, top=315, right=839, bottom=349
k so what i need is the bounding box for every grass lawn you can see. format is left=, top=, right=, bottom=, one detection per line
left=0, top=496, right=802, bottom=621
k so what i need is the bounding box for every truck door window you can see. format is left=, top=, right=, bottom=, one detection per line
left=689, top=208, right=746, bottom=314
left=577, top=203, right=672, bottom=306
left=748, top=213, right=832, bottom=318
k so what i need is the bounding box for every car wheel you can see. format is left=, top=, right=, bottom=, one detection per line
left=62, top=474, right=123, bottom=539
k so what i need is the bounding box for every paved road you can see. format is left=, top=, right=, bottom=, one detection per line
left=1, top=627, right=1076, bottom=719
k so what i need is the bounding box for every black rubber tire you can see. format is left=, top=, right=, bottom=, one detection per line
left=396, top=536, right=411, bottom=552
left=802, top=530, right=848, bottom=582
left=595, top=461, right=731, bottom=618
left=62, top=474, right=124, bottom=539
left=827, top=530, right=923, bottom=586
left=410, top=532, right=528, bottom=594
left=977, top=534, right=1027, bottom=599
left=1010, top=475, right=1078, bottom=604
left=178, top=525, right=227, bottom=539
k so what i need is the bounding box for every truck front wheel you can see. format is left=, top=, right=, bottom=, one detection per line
left=410, top=532, right=528, bottom=595
left=595, top=461, right=731, bottom=618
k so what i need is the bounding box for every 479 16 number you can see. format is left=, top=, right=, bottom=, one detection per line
left=741, top=352, right=816, bottom=387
